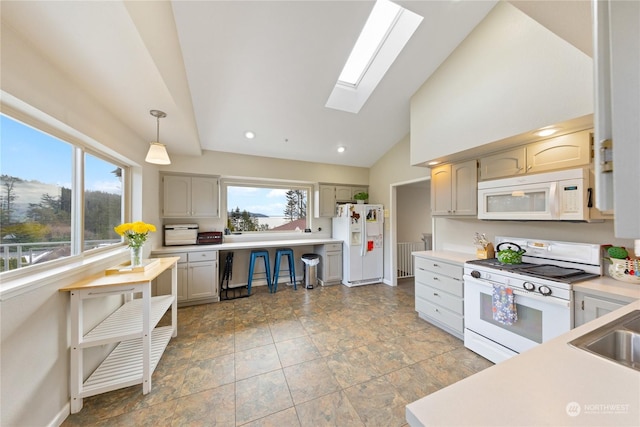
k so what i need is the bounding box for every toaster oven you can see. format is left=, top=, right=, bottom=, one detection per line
left=164, top=224, right=198, bottom=246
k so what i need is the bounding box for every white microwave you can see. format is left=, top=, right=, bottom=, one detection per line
left=478, top=168, right=592, bottom=221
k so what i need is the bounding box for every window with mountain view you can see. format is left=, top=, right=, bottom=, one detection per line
left=225, top=184, right=309, bottom=233
left=0, top=114, right=124, bottom=273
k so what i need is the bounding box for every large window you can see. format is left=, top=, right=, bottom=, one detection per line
left=0, top=114, right=124, bottom=273
left=225, top=182, right=309, bottom=233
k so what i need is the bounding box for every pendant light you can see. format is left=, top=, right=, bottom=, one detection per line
left=145, top=109, right=171, bottom=165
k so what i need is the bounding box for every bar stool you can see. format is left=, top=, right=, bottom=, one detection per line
left=247, top=250, right=272, bottom=294
left=273, top=248, right=297, bottom=292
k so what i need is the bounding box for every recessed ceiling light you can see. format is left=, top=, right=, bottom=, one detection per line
left=427, top=161, right=439, bottom=166
left=244, top=131, right=255, bottom=139
left=337, top=146, right=346, bottom=153
left=536, top=128, right=558, bottom=137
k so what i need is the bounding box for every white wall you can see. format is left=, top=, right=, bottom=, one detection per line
left=397, top=184, right=430, bottom=243
left=368, top=135, right=431, bottom=284
left=410, top=1, right=594, bottom=165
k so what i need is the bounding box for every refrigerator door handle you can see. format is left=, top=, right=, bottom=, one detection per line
left=361, top=213, right=366, bottom=257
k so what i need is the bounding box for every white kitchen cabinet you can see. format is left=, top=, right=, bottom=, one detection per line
left=525, top=130, right=592, bottom=174
left=60, top=257, right=179, bottom=414
left=154, top=250, right=218, bottom=306
left=479, top=130, right=591, bottom=181
left=479, top=147, right=526, bottom=181
left=314, top=242, right=343, bottom=285
left=593, top=0, right=640, bottom=238
left=574, top=291, right=630, bottom=327
left=414, top=255, right=464, bottom=339
left=162, top=174, right=219, bottom=218
left=314, top=184, right=369, bottom=217
left=430, top=160, right=477, bottom=216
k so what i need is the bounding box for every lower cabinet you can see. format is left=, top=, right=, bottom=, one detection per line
left=154, top=250, right=219, bottom=305
left=414, top=255, right=464, bottom=339
left=315, top=242, right=343, bottom=285
left=574, top=291, right=631, bottom=327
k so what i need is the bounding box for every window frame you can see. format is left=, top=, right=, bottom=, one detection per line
left=0, top=105, right=132, bottom=284
left=222, top=178, right=314, bottom=235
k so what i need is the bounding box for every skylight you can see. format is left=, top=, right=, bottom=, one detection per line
left=326, top=0, right=423, bottom=113
left=337, top=0, right=403, bottom=87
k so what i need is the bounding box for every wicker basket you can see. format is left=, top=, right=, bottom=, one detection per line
left=608, top=258, right=640, bottom=284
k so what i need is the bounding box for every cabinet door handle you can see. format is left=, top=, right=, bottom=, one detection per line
left=433, top=292, right=439, bottom=296
left=433, top=277, right=439, bottom=281
left=433, top=263, right=439, bottom=267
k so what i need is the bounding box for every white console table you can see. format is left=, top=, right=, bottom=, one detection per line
left=59, top=257, right=179, bottom=413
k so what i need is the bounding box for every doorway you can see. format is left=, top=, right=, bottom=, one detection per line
left=389, top=178, right=431, bottom=286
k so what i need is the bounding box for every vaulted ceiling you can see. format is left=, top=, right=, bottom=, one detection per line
left=1, top=1, right=592, bottom=167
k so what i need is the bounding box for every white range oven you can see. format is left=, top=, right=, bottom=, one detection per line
left=463, top=236, right=602, bottom=364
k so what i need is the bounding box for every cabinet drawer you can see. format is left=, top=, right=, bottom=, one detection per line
left=324, top=243, right=342, bottom=252
left=155, top=252, right=188, bottom=263
left=415, top=256, right=461, bottom=279
left=415, top=271, right=463, bottom=297
left=188, top=250, right=217, bottom=262
left=415, top=283, right=463, bottom=314
left=415, top=298, right=464, bottom=333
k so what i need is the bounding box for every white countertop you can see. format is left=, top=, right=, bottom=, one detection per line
left=574, top=276, right=640, bottom=302
left=406, top=299, right=640, bottom=427
left=152, top=237, right=341, bottom=254
left=412, top=250, right=474, bottom=265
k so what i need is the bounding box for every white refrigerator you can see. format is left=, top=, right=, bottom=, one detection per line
left=332, top=203, right=384, bottom=287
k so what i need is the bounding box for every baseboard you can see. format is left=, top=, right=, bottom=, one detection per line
left=49, top=402, right=70, bottom=427
left=383, top=278, right=394, bottom=286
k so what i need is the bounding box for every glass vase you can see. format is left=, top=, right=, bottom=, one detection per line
left=130, top=245, right=143, bottom=268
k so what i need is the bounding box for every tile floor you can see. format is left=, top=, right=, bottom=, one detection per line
left=62, top=279, right=493, bottom=427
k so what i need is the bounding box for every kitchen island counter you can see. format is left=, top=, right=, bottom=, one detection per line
left=406, top=299, right=640, bottom=426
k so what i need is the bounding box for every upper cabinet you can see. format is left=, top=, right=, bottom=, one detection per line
left=479, top=130, right=592, bottom=181
left=431, top=160, right=477, bottom=216
left=479, top=147, right=526, bottom=181
left=314, top=184, right=368, bottom=217
left=162, top=174, right=219, bottom=218
left=526, top=130, right=592, bottom=174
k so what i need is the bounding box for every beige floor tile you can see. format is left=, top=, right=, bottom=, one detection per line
left=344, top=377, right=409, bottom=427
left=172, top=383, right=236, bottom=426
left=235, top=343, right=282, bottom=381
left=283, top=358, right=341, bottom=405
left=275, top=335, right=322, bottom=367
left=268, top=318, right=308, bottom=342
left=295, top=391, right=364, bottom=427
left=384, top=361, right=446, bottom=403
left=325, top=347, right=380, bottom=388
left=235, top=324, right=273, bottom=351
left=240, top=407, right=301, bottom=427
left=181, top=353, right=235, bottom=396
left=235, top=370, right=293, bottom=425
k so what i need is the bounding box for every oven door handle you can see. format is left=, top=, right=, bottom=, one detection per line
left=465, top=277, right=570, bottom=308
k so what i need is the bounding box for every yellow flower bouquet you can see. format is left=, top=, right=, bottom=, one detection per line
left=114, top=221, right=157, bottom=248
left=114, top=221, right=157, bottom=268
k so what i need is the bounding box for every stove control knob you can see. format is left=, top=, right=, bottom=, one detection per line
left=538, top=285, right=552, bottom=296
left=470, top=270, right=481, bottom=279
left=523, top=282, right=535, bottom=292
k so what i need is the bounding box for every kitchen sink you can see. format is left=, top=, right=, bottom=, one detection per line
left=570, top=310, right=640, bottom=372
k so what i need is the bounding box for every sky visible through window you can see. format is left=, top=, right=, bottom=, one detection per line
left=227, top=186, right=300, bottom=217
left=1, top=115, right=117, bottom=194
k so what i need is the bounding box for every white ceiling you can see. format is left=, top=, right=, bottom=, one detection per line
left=1, top=1, right=592, bottom=168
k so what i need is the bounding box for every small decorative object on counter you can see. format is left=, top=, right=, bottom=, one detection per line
left=114, top=221, right=157, bottom=268
left=473, top=232, right=495, bottom=259
left=605, top=246, right=639, bottom=284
